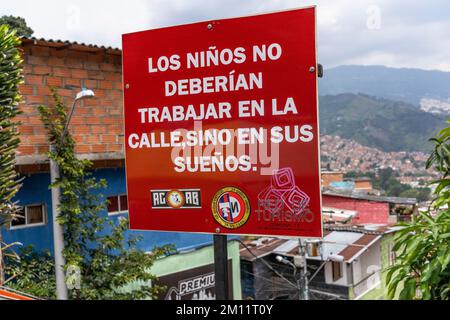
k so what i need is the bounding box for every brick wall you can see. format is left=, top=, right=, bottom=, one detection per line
left=322, top=195, right=390, bottom=224
left=16, top=40, right=124, bottom=165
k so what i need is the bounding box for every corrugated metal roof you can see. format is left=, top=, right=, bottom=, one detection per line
left=323, top=190, right=417, bottom=205
left=0, top=287, right=38, bottom=300
left=323, top=206, right=357, bottom=223
left=338, top=234, right=380, bottom=262
left=324, top=223, right=399, bottom=235
left=240, top=224, right=395, bottom=263
left=240, top=238, right=287, bottom=262
left=21, top=37, right=121, bottom=54
left=316, top=232, right=364, bottom=261
left=273, top=240, right=299, bottom=254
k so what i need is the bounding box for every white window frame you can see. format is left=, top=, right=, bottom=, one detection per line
left=10, top=203, right=47, bottom=230
left=107, top=194, right=128, bottom=216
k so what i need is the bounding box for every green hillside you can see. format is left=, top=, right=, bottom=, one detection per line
left=318, top=93, right=447, bottom=152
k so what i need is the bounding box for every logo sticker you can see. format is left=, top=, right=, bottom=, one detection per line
left=212, top=187, right=250, bottom=229
left=151, top=189, right=201, bottom=209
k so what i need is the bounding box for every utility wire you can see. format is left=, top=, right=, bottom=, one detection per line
left=238, top=239, right=298, bottom=289
left=239, top=239, right=352, bottom=300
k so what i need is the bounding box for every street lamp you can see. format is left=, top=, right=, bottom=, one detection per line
left=50, top=88, right=95, bottom=300
left=62, top=88, right=95, bottom=139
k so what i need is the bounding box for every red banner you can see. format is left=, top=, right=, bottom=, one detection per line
left=122, top=7, right=322, bottom=237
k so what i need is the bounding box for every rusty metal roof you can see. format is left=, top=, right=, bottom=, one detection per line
left=0, top=286, right=40, bottom=300
left=21, top=37, right=121, bottom=54
left=324, top=223, right=399, bottom=235
left=240, top=238, right=287, bottom=262
left=337, top=234, right=380, bottom=262
left=323, top=190, right=417, bottom=205
left=239, top=224, right=397, bottom=264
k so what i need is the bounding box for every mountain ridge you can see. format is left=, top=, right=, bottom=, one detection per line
left=318, top=93, right=447, bottom=152
left=319, top=65, right=450, bottom=107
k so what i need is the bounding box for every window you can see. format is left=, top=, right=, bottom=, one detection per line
left=10, top=204, right=46, bottom=229
left=107, top=194, right=128, bottom=215
left=332, top=261, right=342, bottom=281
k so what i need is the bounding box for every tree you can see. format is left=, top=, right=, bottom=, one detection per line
left=386, top=121, right=450, bottom=300
left=400, top=187, right=431, bottom=202
left=0, top=25, right=23, bottom=285
left=25, top=89, right=174, bottom=299
left=0, top=16, right=33, bottom=38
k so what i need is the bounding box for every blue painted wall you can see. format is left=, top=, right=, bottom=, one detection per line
left=2, top=173, right=54, bottom=253
left=2, top=168, right=215, bottom=254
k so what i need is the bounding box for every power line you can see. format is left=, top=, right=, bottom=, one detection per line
left=239, top=239, right=349, bottom=300
left=238, top=239, right=298, bottom=289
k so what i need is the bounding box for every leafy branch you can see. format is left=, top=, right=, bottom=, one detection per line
left=0, top=24, right=24, bottom=285
left=386, top=121, right=450, bottom=300
left=8, top=88, right=174, bottom=299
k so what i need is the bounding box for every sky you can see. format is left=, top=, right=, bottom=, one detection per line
left=1, top=0, right=449, bottom=71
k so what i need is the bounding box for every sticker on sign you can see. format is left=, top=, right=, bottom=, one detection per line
left=122, top=6, right=322, bottom=237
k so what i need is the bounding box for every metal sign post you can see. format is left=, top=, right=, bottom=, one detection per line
left=213, top=235, right=229, bottom=300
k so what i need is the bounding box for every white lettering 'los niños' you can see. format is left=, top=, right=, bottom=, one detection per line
left=186, top=46, right=247, bottom=69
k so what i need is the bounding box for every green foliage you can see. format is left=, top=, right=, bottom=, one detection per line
left=0, top=24, right=23, bottom=285
left=344, top=171, right=376, bottom=180
left=399, top=187, right=431, bottom=203
left=4, top=246, right=56, bottom=298
left=319, top=93, right=446, bottom=152
left=0, top=16, right=33, bottom=38
left=36, top=89, right=173, bottom=299
left=344, top=169, right=431, bottom=201
left=0, top=25, right=23, bottom=228
left=386, top=121, right=450, bottom=300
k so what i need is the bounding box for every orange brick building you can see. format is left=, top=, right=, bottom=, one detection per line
left=4, top=38, right=212, bottom=253
left=16, top=38, right=124, bottom=172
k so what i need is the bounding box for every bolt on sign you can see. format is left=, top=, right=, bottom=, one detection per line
left=122, top=6, right=322, bottom=237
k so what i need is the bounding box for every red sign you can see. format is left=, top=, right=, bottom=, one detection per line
left=122, top=7, right=322, bottom=237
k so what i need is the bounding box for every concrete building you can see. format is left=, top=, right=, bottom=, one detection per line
left=322, top=191, right=417, bottom=224
left=119, top=241, right=242, bottom=300
left=240, top=224, right=399, bottom=300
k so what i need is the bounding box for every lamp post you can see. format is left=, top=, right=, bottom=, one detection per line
left=50, top=88, right=95, bottom=300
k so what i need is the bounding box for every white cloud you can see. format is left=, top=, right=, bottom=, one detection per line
left=0, top=0, right=449, bottom=71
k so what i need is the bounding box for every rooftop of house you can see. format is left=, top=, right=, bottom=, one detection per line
left=21, top=37, right=121, bottom=54
left=0, top=286, right=39, bottom=300
left=240, top=223, right=400, bottom=264
left=323, top=189, right=417, bottom=205
left=322, top=206, right=357, bottom=224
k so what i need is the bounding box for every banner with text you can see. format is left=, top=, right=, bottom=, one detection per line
left=122, top=7, right=322, bottom=237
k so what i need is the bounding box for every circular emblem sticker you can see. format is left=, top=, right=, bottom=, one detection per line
left=166, top=190, right=185, bottom=209
left=212, top=187, right=251, bottom=229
